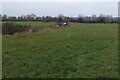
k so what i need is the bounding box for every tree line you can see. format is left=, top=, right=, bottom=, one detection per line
left=1, top=14, right=119, bottom=23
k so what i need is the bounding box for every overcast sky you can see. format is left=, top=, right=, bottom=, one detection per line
left=2, top=2, right=118, bottom=17
left=1, top=0, right=119, bottom=2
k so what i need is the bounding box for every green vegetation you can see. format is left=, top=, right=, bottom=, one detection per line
left=2, top=22, right=31, bottom=35
left=3, top=21, right=57, bottom=27
left=3, top=22, right=118, bottom=78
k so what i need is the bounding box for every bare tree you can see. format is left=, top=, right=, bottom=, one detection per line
left=97, top=14, right=106, bottom=23
left=58, top=14, right=64, bottom=22
left=78, top=15, right=84, bottom=23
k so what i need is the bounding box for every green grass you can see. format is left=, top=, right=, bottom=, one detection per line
left=2, top=21, right=57, bottom=27
left=2, top=22, right=118, bottom=78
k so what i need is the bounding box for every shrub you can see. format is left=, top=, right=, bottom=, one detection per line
left=2, top=22, right=31, bottom=35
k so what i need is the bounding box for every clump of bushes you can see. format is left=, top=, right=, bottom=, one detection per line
left=2, top=22, right=31, bottom=35
left=2, top=22, right=68, bottom=35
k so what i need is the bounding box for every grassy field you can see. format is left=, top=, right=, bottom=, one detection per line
left=2, top=21, right=57, bottom=27
left=2, top=22, right=118, bottom=78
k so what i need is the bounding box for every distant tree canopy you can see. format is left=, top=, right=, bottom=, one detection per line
left=1, top=14, right=119, bottom=23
